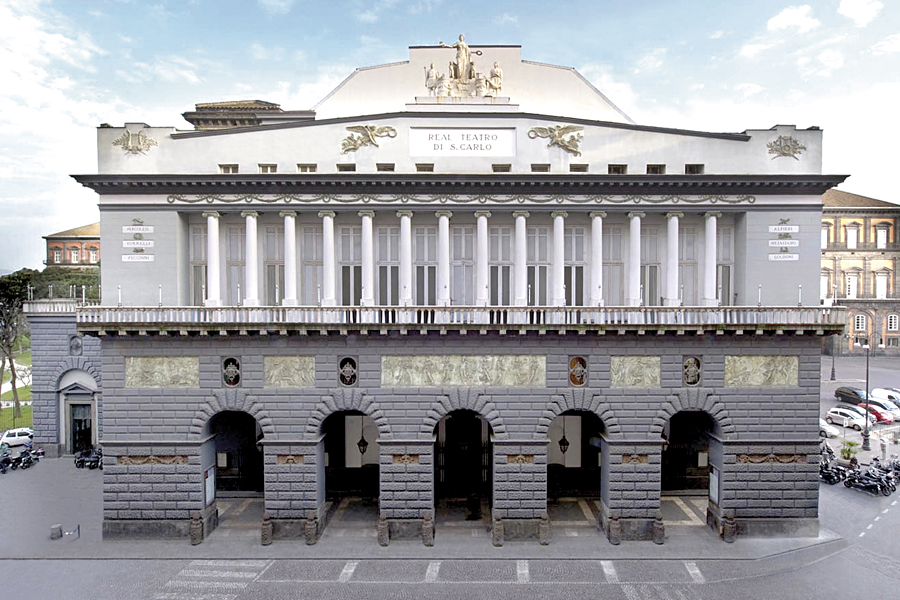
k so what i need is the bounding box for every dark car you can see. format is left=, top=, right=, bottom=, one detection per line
left=835, top=386, right=868, bottom=404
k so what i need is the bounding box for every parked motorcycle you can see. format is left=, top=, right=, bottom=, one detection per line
left=84, top=447, right=103, bottom=470
left=17, top=450, right=34, bottom=470
left=23, top=441, right=43, bottom=464
left=844, top=468, right=892, bottom=496
left=819, top=460, right=848, bottom=484
left=0, top=452, right=11, bottom=474
left=74, top=447, right=94, bottom=469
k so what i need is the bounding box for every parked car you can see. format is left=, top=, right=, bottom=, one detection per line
left=0, top=427, right=33, bottom=448
left=871, top=388, right=900, bottom=403
left=835, top=387, right=869, bottom=404
left=840, top=404, right=878, bottom=424
left=825, top=407, right=871, bottom=431
left=864, top=397, right=900, bottom=421
left=857, top=403, right=895, bottom=424
left=819, top=418, right=840, bottom=438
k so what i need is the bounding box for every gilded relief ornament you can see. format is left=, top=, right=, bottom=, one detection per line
left=223, top=357, right=241, bottom=387
left=339, top=357, right=358, bottom=386
left=112, top=130, right=158, bottom=155
left=766, top=135, right=806, bottom=160
left=569, top=356, right=587, bottom=387
left=528, top=125, right=584, bottom=156
left=683, top=357, right=701, bottom=386
left=340, top=125, right=398, bottom=154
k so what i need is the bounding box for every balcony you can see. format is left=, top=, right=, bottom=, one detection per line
left=68, top=305, right=846, bottom=337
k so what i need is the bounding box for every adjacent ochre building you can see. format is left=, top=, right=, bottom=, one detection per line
left=26, top=39, right=846, bottom=544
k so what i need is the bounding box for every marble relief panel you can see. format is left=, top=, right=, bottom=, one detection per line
left=609, top=356, right=660, bottom=388
left=124, top=357, right=199, bottom=388
left=264, top=356, right=316, bottom=388
left=381, top=355, right=546, bottom=387
left=724, top=356, right=798, bottom=387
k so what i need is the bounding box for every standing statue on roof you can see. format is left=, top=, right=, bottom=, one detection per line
left=440, top=34, right=482, bottom=83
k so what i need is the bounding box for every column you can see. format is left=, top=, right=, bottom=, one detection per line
left=398, top=211, right=413, bottom=306
left=627, top=212, right=644, bottom=306
left=475, top=211, right=491, bottom=306
left=281, top=211, right=298, bottom=306
left=359, top=210, right=375, bottom=307
left=665, top=212, right=683, bottom=306
left=203, top=211, right=221, bottom=307
left=436, top=211, right=452, bottom=306
left=589, top=211, right=606, bottom=306
left=703, top=212, right=721, bottom=306
left=241, top=210, right=259, bottom=306
left=513, top=211, right=529, bottom=306
left=551, top=211, right=567, bottom=306
left=319, top=211, right=336, bottom=307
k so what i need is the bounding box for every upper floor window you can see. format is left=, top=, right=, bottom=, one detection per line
left=337, top=163, right=356, bottom=172
left=889, top=314, right=899, bottom=332
left=416, top=163, right=434, bottom=172
left=854, top=314, right=867, bottom=332
left=875, top=272, right=890, bottom=299
left=846, top=273, right=859, bottom=299
left=376, top=163, right=395, bottom=172
left=297, top=163, right=317, bottom=173
left=876, top=226, right=889, bottom=249
left=608, top=164, right=627, bottom=175
left=531, top=164, right=550, bottom=173
left=70, top=248, right=79, bottom=263
left=845, top=226, right=858, bottom=250
left=569, top=164, right=589, bottom=173
left=258, top=164, right=277, bottom=174
left=89, top=248, right=98, bottom=263
left=684, top=164, right=704, bottom=175
left=821, top=226, right=829, bottom=250
left=646, top=164, right=666, bottom=175
left=492, top=164, right=511, bottom=173
left=219, top=164, right=239, bottom=174
left=53, top=249, right=61, bottom=263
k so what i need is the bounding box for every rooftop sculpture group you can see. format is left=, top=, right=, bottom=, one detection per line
left=425, top=34, right=503, bottom=98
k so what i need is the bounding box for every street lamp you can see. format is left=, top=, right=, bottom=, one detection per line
left=830, top=334, right=837, bottom=381
left=855, top=341, right=872, bottom=451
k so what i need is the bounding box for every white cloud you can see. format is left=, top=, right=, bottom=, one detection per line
left=838, top=0, right=882, bottom=27
left=125, top=56, right=202, bottom=84
left=817, top=49, right=844, bottom=70
left=257, top=0, right=295, bottom=15
left=357, top=10, right=378, bottom=23
left=739, top=42, right=774, bottom=58
left=871, top=33, right=900, bottom=55
left=690, top=83, right=705, bottom=91
left=408, top=0, right=442, bottom=14
left=250, top=43, right=284, bottom=61
left=735, top=83, right=764, bottom=98
left=494, top=13, right=518, bottom=26
left=634, top=48, right=665, bottom=73
left=710, top=30, right=724, bottom=39
left=354, top=0, right=400, bottom=23
left=767, top=5, right=820, bottom=33
left=578, top=63, right=639, bottom=118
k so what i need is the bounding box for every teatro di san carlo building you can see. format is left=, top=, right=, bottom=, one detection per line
left=26, top=37, right=846, bottom=544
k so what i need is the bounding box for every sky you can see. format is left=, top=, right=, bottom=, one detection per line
left=1, top=0, right=898, bottom=271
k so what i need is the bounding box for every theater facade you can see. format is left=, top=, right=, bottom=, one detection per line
left=28, top=38, right=845, bottom=543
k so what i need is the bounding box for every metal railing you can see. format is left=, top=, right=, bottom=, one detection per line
left=70, top=304, right=845, bottom=329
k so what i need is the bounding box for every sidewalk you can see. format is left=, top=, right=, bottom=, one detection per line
left=0, top=458, right=844, bottom=562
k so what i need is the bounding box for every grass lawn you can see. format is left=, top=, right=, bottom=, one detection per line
left=2, top=350, right=32, bottom=384
left=1, top=386, right=32, bottom=402
left=0, top=403, right=33, bottom=431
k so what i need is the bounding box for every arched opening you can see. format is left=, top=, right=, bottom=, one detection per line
left=434, top=409, right=492, bottom=522
left=547, top=411, right=605, bottom=527
left=660, top=410, right=721, bottom=532
left=57, top=369, right=99, bottom=455
left=208, top=411, right=264, bottom=496
left=321, top=411, right=380, bottom=502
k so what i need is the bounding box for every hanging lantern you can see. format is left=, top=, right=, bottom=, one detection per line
left=559, top=417, right=570, bottom=454
left=357, top=417, right=369, bottom=455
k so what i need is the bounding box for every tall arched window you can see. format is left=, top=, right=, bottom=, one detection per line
left=854, top=314, right=867, bottom=332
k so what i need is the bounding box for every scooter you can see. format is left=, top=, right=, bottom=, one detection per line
left=844, top=468, right=892, bottom=496
left=84, top=447, right=103, bottom=470
left=0, top=452, right=11, bottom=474
left=74, top=447, right=94, bottom=469
left=16, top=449, right=34, bottom=470
left=819, top=460, right=848, bottom=484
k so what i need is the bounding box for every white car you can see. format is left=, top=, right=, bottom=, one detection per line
left=0, top=427, right=33, bottom=448
left=862, top=393, right=900, bottom=421
left=825, top=407, right=873, bottom=432
left=819, top=418, right=840, bottom=438
left=871, top=388, right=900, bottom=403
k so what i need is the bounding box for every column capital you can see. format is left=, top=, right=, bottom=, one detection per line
left=666, top=211, right=685, bottom=219
left=435, top=210, right=453, bottom=219
left=589, top=211, right=607, bottom=219
left=318, top=210, right=336, bottom=219
left=202, top=211, right=220, bottom=219
left=551, top=211, right=568, bottom=219
left=627, top=211, right=646, bottom=219
left=474, top=210, right=492, bottom=219
left=240, top=210, right=259, bottom=219
left=396, top=210, right=413, bottom=218
left=512, top=211, right=530, bottom=219
left=358, top=210, right=375, bottom=218
left=279, top=210, right=297, bottom=218
left=704, top=211, right=723, bottom=219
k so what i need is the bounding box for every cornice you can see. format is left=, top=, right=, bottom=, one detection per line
left=72, top=174, right=848, bottom=197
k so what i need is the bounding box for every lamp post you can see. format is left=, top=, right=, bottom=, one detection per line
left=830, top=334, right=837, bottom=381
left=856, top=341, right=871, bottom=451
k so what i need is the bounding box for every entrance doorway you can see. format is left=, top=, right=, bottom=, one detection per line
left=434, top=410, right=492, bottom=522
left=209, top=411, right=264, bottom=496
left=661, top=410, right=715, bottom=492
left=547, top=411, right=605, bottom=529
left=69, top=404, right=93, bottom=454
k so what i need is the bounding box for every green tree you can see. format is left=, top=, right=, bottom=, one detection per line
left=0, top=269, right=36, bottom=421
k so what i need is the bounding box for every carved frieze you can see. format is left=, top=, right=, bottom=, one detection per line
left=264, top=356, right=315, bottom=388
left=112, top=130, right=158, bottom=155
left=381, top=355, right=546, bottom=387
left=737, top=453, right=804, bottom=464
left=610, top=356, right=660, bottom=388
left=118, top=455, right=188, bottom=465
left=276, top=454, right=305, bottom=465
left=724, top=356, right=798, bottom=387
left=622, top=454, right=648, bottom=464
left=340, top=125, right=397, bottom=154
left=528, top=125, right=584, bottom=156
left=766, top=135, right=806, bottom=160
left=167, top=193, right=757, bottom=206
left=506, top=454, right=535, bottom=464
left=124, top=356, right=199, bottom=388
left=392, top=454, right=420, bottom=464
